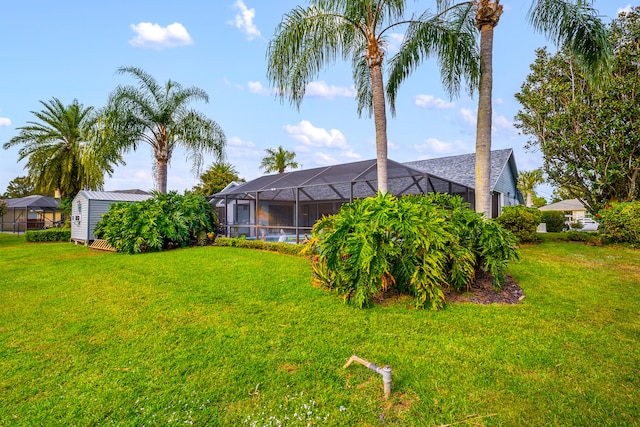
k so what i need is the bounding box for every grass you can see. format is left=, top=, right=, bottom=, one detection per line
left=0, top=232, right=638, bottom=426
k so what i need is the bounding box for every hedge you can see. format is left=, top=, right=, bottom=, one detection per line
left=25, top=228, right=71, bottom=242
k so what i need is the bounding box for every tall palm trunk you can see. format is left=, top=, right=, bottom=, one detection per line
left=371, top=63, right=388, bottom=194
left=475, top=0, right=502, bottom=217
left=156, top=127, right=169, bottom=194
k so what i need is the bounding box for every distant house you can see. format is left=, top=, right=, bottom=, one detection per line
left=212, top=149, right=521, bottom=242
left=538, top=198, right=591, bottom=229
left=0, top=195, right=64, bottom=233
left=70, top=190, right=152, bottom=245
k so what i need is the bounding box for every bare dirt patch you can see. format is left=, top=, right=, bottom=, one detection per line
left=443, top=270, right=524, bottom=305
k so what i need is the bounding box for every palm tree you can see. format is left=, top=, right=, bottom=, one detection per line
left=517, top=168, right=544, bottom=207
left=267, top=0, right=479, bottom=193
left=106, top=66, right=227, bottom=194
left=3, top=98, right=122, bottom=197
left=419, top=0, right=610, bottom=216
left=260, top=146, right=299, bottom=174
left=192, top=161, right=245, bottom=195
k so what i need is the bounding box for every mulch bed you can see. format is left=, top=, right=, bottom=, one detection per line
left=443, top=270, right=524, bottom=305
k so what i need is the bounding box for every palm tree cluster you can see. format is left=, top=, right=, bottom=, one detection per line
left=3, top=98, right=123, bottom=198
left=3, top=1, right=610, bottom=215
left=268, top=0, right=610, bottom=215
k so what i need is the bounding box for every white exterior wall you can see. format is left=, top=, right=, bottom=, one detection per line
left=70, top=193, right=90, bottom=243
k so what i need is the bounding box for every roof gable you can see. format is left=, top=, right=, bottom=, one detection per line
left=404, top=148, right=516, bottom=190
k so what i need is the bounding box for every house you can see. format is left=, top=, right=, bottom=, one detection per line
left=70, top=190, right=152, bottom=245
left=404, top=148, right=521, bottom=218
left=212, top=149, right=521, bottom=242
left=538, top=198, right=594, bottom=230
left=0, top=195, right=64, bottom=233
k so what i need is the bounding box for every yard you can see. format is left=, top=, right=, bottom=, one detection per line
left=0, top=233, right=638, bottom=426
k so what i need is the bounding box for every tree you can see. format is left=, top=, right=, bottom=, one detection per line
left=517, top=169, right=544, bottom=207
left=2, top=176, right=37, bottom=199
left=532, top=195, right=547, bottom=208
left=106, top=67, right=227, bottom=194
left=414, top=0, right=611, bottom=216
left=0, top=200, right=6, bottom=217
left=515, top=8, right=640, bottom=212
left=3, top=98, right=122, bottom=198
left=260, top=146, right=299, bottom=174
left=192, top=161, right=245, bottom=196
left=268, top=0, right=479, bottom=193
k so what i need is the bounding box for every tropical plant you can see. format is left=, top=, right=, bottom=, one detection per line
left=517, top=169, right=545, bottom=207
left=267, top=0, right=479, bottom=193
left=2, top=176, right=37, bottom=198
left=516, top=8, right=640, bottom=213
left=496, top=205, right=542, bottom=243
left=259, top=146, right=299, bottom=174
left=94, top=192, right=216, bottom=254
left=192, top=161, right=245, bottom=196
left=309, top=192, right=518, bottom=309
left=2, top=98, right=123, bottom=197
left=105, top=67, right=227, bottom=194
left=390, top=0, right=610, bottom=216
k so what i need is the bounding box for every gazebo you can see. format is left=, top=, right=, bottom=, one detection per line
left=211, top=158, right=474, bottom=243
left=0, top=195, right=63, bottom=233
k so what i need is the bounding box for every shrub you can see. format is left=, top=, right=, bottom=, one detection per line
left=310, top=192, right=518, bottom=310
left=598, top=202, right=640, bottom=246
left=541, top=210, right=565, bottom=232
left=25, top=228, right=71, bottom=242
left=213, top=237, right=305, bottom=256
left=496, top=205, right=542, bottom=243
left=94, top=192, right=216, bottom=254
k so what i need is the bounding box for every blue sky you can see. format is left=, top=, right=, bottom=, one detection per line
left=0, top=1, right=632, bottom=200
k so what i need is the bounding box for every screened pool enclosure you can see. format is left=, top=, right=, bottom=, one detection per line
left=211, top=159, right=474, bottom=243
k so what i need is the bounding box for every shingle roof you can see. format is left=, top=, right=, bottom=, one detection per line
left=213, top=158, right=472, bottom=201
left=3, top=195, right=60, bottom=209
left=76, top=191, right=152, bottom=203
left=539, top=199, right=586, bottom=211
left=404, top=148, right=515, bottom=190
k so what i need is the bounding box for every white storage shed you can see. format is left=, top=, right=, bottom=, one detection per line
left=71, top=190, right=152, bottom=244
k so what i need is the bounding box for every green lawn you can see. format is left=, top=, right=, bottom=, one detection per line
left=0, top=233, right=638, bottom=426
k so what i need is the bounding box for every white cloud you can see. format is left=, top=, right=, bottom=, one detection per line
left=493, top=114, right=514, bottom=131
left=247, top=81, right=271, bottom=95
left=619, top=4, right=633, bottom=14
left=129, top=22, right=193, bottom=49
left=415, top=94, right=456, bottom=109
left=284, top=120, right=349, bottom=150
left=459, top=108, right=477, bottom=126
left=386, top=33, right=404, bottom=53
left=0, top=117, right=11, bottom=127
left=306, top=81, right=356, bottom=99
left=230, top=0, right=261, bottom=40
left=414, top=137, right=461, bottom=155
left=458, top=108, right=517, bottom=135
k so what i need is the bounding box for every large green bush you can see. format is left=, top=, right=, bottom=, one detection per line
left=541, top=210, right=565, bottom=232
left=309, top=193, right=519, bottom=310
left=25, top=228, right=71, bottom=242
left=94, top=192, right=216, bottom=254
left=598, top=202, right=640, bottom=246
left=496, top=205, right=542, bottom=242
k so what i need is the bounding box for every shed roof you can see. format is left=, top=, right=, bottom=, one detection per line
left=539, top=198, right=586, bottom=212
left=75, top=190, right=153, bottom=203
left=404, top=148, right=516, bottom=190
left=2, top=195, right=60, bottom=209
